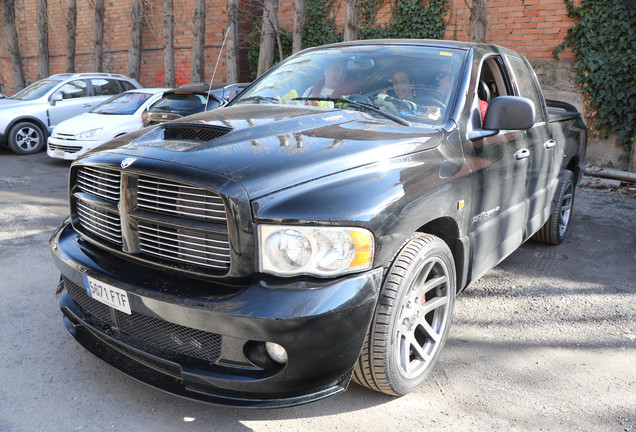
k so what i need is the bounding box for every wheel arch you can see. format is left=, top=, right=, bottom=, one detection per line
left=7, top=116, right=50, bottom=139
left=416, top=216, right=466, bottom=294
left=565, top=156, right=580, bottom=185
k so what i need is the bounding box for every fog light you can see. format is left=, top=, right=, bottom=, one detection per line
left=265, top=342, right=288, bottom=364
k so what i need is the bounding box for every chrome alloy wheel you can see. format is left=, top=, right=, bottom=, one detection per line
left=394, top=254, right=452, bottom=379
left=15, top=126, right=41, bottom=152
left=558, top=177, right=574, bottom=237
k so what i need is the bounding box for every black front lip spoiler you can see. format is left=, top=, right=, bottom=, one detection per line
left=60, top=302, right=349, bottom=409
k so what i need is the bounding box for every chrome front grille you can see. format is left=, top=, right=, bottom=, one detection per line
left=72, top=165, right=230, bottom=275
left=76, top=200, right=122, bottom=245
left=48, top=143, right=83, bottom=152
left=137, top=176, right=226, bottom=223
left=138, top=221, right=230, bottom=270
left=76, top=166, right=121, bottom=201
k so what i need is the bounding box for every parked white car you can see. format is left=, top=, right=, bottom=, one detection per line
left=0, top=72, right=142, bottom=154
left=47, top=88, right=168, bottom=160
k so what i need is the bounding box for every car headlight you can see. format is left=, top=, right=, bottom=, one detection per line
left=258, top=225, right=374, bottom=277
left=75, top=127, right=103, bottom=140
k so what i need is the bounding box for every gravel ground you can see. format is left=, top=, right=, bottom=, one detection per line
left=0, top=150, right=634, bottom=432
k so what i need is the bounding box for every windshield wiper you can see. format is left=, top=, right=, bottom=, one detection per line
left=236, top=95, right=281, bottom=104
left=291, top=97, right=410, bottom=126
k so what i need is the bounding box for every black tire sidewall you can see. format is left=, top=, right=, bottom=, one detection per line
left=379, top=234, right=456, bottom=395
left=553, top=170, right=575, bottom=243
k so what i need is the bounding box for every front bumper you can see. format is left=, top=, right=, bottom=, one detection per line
left=47, top=137, right=98, bottom=160
left=50, top=221, right=382, bottom=408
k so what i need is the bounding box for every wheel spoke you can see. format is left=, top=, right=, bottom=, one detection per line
left=420, top=294, right=448, bottom=316
left=409, top=332, right=432, bottom=363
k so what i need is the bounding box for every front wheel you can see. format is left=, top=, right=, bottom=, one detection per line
left=8, top=121, right=46, bottom=154
left=533, top=170, right=575, bottom=245
left=353, top=234, right=456, bottom=396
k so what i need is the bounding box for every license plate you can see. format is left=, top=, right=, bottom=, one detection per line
left=54, top=150, right=64, bottom=158
left=83, top=275, right=131, bottom=314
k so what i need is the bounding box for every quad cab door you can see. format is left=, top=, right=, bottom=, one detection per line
left=465, top=55, right=530, bottom=280
left=505, top=55, right=563, bottom=238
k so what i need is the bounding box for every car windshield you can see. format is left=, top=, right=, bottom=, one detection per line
left=11, top=79, right=62, bottom=100
left=234, top=44, right=466, bottom=125
left=91, top=92, right=154, bottom=115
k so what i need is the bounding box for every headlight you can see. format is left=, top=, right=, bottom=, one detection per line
left=258, top=225, right=374, bottom=277
left=75, top=127, right=103, bottom=140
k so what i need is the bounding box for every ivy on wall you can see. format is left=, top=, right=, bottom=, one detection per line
left=302, top=0, right=342, bottom=49
left=554, top=0, right=636, bottom=157
left=360, top=0, right=448, bottom=40
left=247, top=0, right=448, bottom=79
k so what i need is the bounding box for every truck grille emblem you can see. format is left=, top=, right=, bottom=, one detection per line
left=121, top=157, right=136, bottom=169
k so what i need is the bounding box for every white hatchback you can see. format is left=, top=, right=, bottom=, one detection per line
left=47, top=88, right=169, bottom=160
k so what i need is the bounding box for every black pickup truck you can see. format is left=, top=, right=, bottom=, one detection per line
left=50, top=40, right=586, bottom=407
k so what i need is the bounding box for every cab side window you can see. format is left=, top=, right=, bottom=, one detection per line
left=58, top=80, right=88, bottom=99
left=91, top=79, right=122, bottom=96
left=506, top=56, right=546, bottom=123
left=120, top=81, right=137, bottom=92
left=475, top=57, right=508, bottom=124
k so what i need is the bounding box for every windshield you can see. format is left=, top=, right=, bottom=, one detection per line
left=11, top=79, right=62, bottom=101
left=91, top=92, right=154, bottom=115
left=234, top=44, right=466, bottom=125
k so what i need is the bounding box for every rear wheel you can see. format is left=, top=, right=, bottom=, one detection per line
left=353, top=234, right=456, bottom=396
left=533, top=170, right=575, bottom=245
left=8, top=121, right=46, bottom=154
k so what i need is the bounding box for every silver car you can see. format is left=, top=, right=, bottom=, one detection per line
left=0, top=73, right=142, bottom=154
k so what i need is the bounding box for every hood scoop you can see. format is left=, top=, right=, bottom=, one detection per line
left=161, top=123, right=232, bottom=142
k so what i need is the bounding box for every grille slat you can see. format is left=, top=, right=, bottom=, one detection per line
left=138, top=222, right=230, bottom=269
left=139, top=226, right=230, bottom=251
left=76, top=167, right=121, bottom=201
left=137, top=176, right=226, bottom=223
left=76, top=202, right=122, bottom=244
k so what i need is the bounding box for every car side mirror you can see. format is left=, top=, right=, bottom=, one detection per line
left=468, top=96, right=535, bottom=141
left=50, top=93, right=63, bottom=105
left=483, top=96, right=535, bottom=131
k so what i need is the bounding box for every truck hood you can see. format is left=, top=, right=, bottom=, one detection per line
left=93, top=104, right=442, bottom=199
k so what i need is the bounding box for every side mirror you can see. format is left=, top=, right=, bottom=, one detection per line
left=483, top=96, right=535, bottom=131
left=50, top=93, right=63, bottom=105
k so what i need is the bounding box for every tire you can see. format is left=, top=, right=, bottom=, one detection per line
left=7, top=121, right=46, bottom=155
left=533, top=170, right=575, bottom=245
left=353, top=233, right=456, bottom=396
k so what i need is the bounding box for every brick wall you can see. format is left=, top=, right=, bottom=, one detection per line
left=0, top=0, right=576, bottom=93
left=444, top=0, right=575, bottom=62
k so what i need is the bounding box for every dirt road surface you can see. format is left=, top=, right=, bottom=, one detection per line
left=1, top=150, right=634, bottom=432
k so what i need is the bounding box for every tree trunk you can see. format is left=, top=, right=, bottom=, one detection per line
left=126, top=0, right=144, bottom=82
left=225, top=0, right=239, bottom=83
left=468, top=0, right=488, bottom=43
left=630, top=140, right=636, bottom=173
left=257, top=0, right=278, bottom=77
left=2, top=0, right=25, bottom=91
left=36, top=0, right=49, bottom=80
left=163, top=0, right=175, bottom=87
left=66, top=0, right=76, bottom=73
left=344, top=0, right=359, bottom=42
left=191, top=0, right=206, bottom=82
left=292, top=0, right=305, bottom=53
left=93, top=0, right=104, bottom=71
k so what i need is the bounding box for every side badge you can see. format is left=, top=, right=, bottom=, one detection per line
left=121, top=157, right=137, bottom=169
